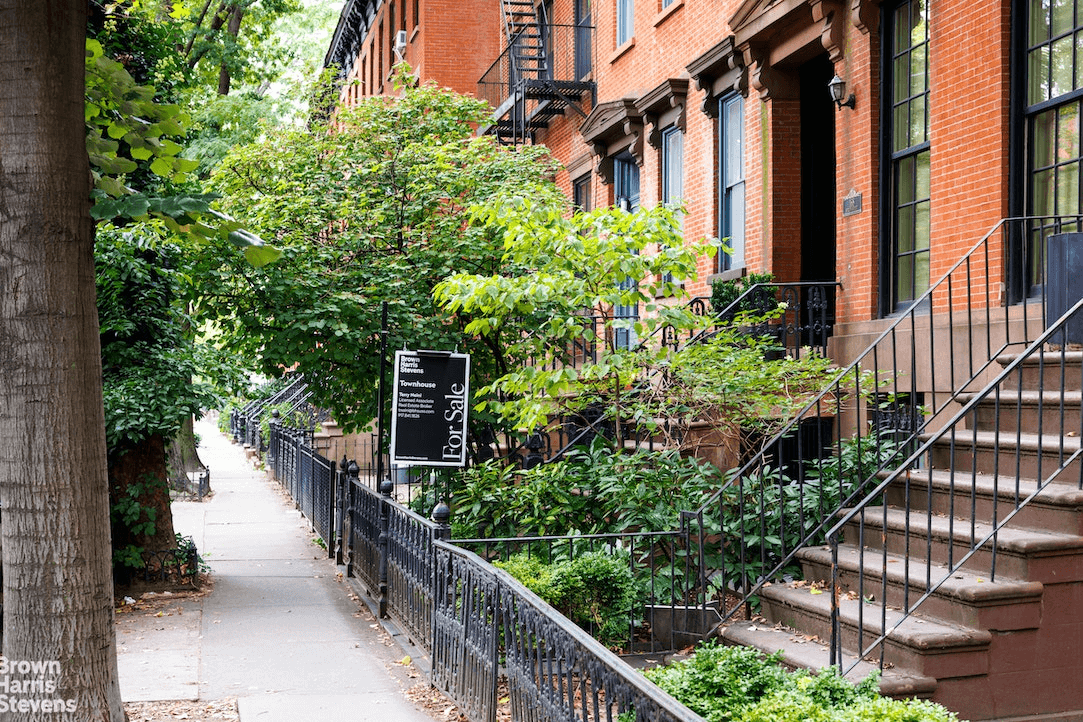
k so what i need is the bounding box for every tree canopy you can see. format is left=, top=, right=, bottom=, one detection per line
left=197, top=69, right=562, bottom=442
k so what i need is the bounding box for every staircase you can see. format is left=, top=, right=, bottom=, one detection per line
left=721, top=342, right=1083, bottom=720
left=477, top=0, right=593, bottom=144
left=502, top=0, right=547, bottom=81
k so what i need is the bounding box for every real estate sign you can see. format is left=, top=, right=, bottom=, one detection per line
left=389, top=350, right=470, bottom=467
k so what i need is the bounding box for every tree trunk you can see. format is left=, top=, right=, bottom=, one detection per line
left=0, top=2, right=125, bottom=720
left=167, top=415, right=209, bottom=495
left=110, top=435, right=177, bottom=555
left=216, top=4, right=245, bottom=95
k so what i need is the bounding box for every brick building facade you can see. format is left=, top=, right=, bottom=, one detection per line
left=326, top=3, right=1083, bottom=718
left=324, top=0, right=1061, bottom=371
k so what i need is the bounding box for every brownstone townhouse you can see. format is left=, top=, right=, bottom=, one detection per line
left=326, top=2, right=1083, bottom=718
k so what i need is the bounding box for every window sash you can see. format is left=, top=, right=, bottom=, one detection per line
left=617, top=0, right=634, bottom=45
left=718, top=93, right=745, bottom=272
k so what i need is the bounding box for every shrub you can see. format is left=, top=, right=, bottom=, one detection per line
left=711, top=431, right=900, bottom=589
left=710, top=272, right=777, bottom=319
left=496, top=550, right=643, bottom=648
left=643, top=643, right=958, bottom=722
left=447, top=444, right=726, bottom=540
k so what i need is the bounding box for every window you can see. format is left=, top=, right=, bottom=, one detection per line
left=378, top=21, right=384, bottom=88
left=718, top=93, right=745, bottom=272
left=662, top=0, right=676, bottom=7
left=886, top=0, right=930, bottom=309
left=400, top=0, right=407, bottom=32
left=573, top=174, right=592, bottom=211
left=540, top=0, right=554, bottom=81
left=617, top=0, right=633, bottom=46
left=660, top=127, right=683, bottom=286
left=661, top=126, right=683, bottom=208
left=576, top=0, right=592, bottom=79
left=613, top=154, right=640, bottom=349
left=414, top=0, right=419, bottom=29
left=1026, top=0, right=1083, bottom=288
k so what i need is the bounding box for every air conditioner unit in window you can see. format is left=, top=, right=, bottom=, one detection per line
left=394, top=30, right=408, bottom=59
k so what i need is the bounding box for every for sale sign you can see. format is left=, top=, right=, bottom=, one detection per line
left=390, top=350, right=470, bottom=466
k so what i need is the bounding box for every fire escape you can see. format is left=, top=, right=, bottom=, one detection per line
left=478, top=0, right=594, bottom=144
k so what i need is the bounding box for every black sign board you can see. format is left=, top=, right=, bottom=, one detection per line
left=390, top=350, right=470, bottom=467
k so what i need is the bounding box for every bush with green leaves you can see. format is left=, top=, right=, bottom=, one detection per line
left=447, top=443, right=726, bottom=540
left=496, top=550, right=643, bottom=648
left=641, top=643, right=958, bottom=722
left=709, top=431, right=900, bottom=589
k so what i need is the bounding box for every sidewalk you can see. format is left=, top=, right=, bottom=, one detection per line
left=116, top=417, right=437, bottom=721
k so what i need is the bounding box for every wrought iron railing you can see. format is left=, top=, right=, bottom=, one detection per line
left=230, top=374, right=312, bottom=453
left=455, top=529, right=707, bottom=653
left=825, top=292, right=1083, bottom=674
left=267, top=421, right=336, bottom=559
left=685, top=217, right=1066, bottom=630
left=433, top=540, right=705, bottom=722
left=478, top=23, right=593, bottom=143
left=263, top=433, right=706, bottom=722
left=648, top=281, right=838, bottom=358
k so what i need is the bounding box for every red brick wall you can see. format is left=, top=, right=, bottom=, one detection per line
left=337, top=0, right=1020, bottom=330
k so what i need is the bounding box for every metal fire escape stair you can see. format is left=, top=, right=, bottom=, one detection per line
left=493, top=0, right=591, bottom=144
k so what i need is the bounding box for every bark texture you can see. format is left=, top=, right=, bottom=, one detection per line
left=0, top=1, right=125, bottom=720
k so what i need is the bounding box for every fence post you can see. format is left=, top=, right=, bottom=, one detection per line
left=378, top=473, right=393, bottom=618
left=432, top=500, right=451, bottom=542
left=345, top=460, right=359, bottom=578
left=267, top=410, right=279, bottom=476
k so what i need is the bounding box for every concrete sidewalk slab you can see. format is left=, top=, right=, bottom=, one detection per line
left=117, top=417, right=437, bottom=722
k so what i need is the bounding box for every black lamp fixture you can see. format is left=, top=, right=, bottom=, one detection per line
left=828, top=74, right=856, bottom=110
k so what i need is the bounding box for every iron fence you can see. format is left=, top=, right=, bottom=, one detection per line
left=267, top=422, right=336, bottom=559
left=454, top=530, right=709, bottom=653
left=434, top=541, right=705, bottom=722
left=262, top=432, right=705, bottom=722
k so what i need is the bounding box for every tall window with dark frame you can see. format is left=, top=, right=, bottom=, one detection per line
left=661, top=126, right=683, bottom=286
left=718, top=92, right=745, bottom=272
left=617, top=0, right=633, bottom=46
left=540, top=0, right=554, bottom=81
left=1026, top=0, right=1083, bottom=288
left=662, top=126, right=683, bottom=209
left=573, top=174, right=592, bottom=211
left=886, top=0, right=930, bottom=309
left=614, top=154, right=640, bottom=350
left=576, top=0, right=592, bottom=80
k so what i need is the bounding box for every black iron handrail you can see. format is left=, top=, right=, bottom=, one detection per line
left=685, top=216, right=1071, bottom=628
left=825, top=293, right=1083, bottom=674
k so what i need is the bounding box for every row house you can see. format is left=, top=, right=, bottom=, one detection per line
left=327, top=1, right=1083, bottom=719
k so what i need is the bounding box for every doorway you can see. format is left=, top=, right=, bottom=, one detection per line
left=798, top=54, right=837, bottom=342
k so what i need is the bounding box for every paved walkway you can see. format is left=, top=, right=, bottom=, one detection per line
left=116, top=417, right=436, bottom=721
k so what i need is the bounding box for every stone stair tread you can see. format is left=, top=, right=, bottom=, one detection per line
left=881, top=467, right=1083, bottom=508
left=996, top=350, right=1083, bottom=366
left=957, top=389, right=1083, bottom=404
left=797, top=544, right=1044, bottom=604
left=921, top=429, right=1083, bottom=452
left=851, top=505, right=1083, bottom=556
left=720, top=620, right=938, bottom=699
left=760, top=581, right=992, bottom=652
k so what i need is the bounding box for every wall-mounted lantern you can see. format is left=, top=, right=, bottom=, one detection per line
left=828, top=74, right=856, bottom=110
